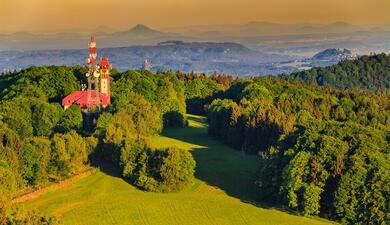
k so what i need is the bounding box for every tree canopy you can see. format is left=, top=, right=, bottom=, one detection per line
left=202, top=75, right=389, bottom=224
left=282, top=53, right=390, bottom=90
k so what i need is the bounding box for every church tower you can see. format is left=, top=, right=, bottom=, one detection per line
left=99, top=56, right=111, bottom=106
left=62, top=36, right=111, bottom=111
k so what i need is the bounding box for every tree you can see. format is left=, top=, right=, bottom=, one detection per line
left=0, top=97, right=34, bottom=138
left=302, top=184, right=322, bottom=216
left=57, top=105, right=83, bottom=133
left=285, top=53, right=390, bottom=90
left=121, top=146, right=196, bottom=192
left=50, top=131, right=88, bottom=177
left=0, top=122, right=24, bottom=173
left=22, top=138, right=51, bottom=185
left=159, top=147, right=196, bottom=192
left=32, top=103, right=61, bottom=136
left=281, top=151, right=311, bottom=209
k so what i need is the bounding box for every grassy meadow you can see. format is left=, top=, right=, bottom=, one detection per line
left=21, top=115, right=335, bottom=225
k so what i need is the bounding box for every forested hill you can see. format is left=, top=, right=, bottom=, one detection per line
left=281, top=53, right=390, bottom=90
left=0, top=66, right=193, bottom=223
left=1, top=65, right=389, bottom=224
left=181, top=71, right=389, bottom=225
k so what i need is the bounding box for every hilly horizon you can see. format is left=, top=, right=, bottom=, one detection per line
left=0, top=41, right=295, bottom=75
left=1, top=21, right=389, bottom=60
left=1, top=21, right=388, bottom=77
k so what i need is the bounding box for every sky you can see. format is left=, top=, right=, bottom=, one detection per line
left=1, top=0, right=390, bottom=33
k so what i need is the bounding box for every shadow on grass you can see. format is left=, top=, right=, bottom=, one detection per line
left=162, top=116, right=270, bottom=207
left=186, top=114, right=206, bottom=124
left=99, top=163, right=122, bottom=178
left=98, top=116, right=305, bottom=218
left=161, top=119, right=312, bottom=218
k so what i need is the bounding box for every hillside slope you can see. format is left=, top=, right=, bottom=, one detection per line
left=22, top=115, right=334, bottom=225
left=283, top=53, right=390, bottom=90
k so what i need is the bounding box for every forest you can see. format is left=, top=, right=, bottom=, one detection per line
left=0, top=54, right=389, bottom=225
left=179, top=54, right=390, bottom=225
left=282, top=53, right=390, bottom=90
left=204, top=78, right=389, bottom=224
left=0, top=66, right=193, bottom=224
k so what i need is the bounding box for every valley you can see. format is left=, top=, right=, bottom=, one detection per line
left=22, top=115, right=334, bottom=225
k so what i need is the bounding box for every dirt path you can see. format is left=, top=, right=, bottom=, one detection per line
left=11, top=168, right=97, bottom=204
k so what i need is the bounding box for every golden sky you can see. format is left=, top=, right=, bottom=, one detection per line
left=1, top=0, right=390, bottom=32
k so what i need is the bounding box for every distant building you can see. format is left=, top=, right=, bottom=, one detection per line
left=142, top=59, right=152, bottom=71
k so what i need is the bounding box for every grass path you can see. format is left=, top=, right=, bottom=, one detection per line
left=23, top=115, right=335, bottom=225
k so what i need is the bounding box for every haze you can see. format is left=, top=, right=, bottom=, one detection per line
left=1, top=0, right=390, bottom=33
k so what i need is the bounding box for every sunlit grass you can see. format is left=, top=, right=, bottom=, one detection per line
left=22, top=115, right=336, bottom=225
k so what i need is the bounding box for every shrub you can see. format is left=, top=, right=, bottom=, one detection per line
left=163, top=111, right=186, bottom=128
left=121, top=145, right=196, bottom=192
left=6, top=207, right=61, bottom=225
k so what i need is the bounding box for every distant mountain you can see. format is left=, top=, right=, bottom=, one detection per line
left=325, top=21, right=357, bottom=29
left=0, top=41, right=294, bottom=76
left=298, top=22, right=364, bottom=34
left=0, top=25, right=181, bottom=51
left=11, top=32, right=36, bottom=38
left=0, top=22, right=389, bottom=58
left=119, top=24, right=165, bottom=36
left=312, top=48, right=353, bottom=60
left=166, top=21, right=369, bottom=36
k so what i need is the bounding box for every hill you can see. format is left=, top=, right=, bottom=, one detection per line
left=1, top=65, right=388, bottom=224
left=187, top=73, right=389, bottom=225
left=121, top=24, right=165, bottom=36
left=282, top=53, right=390, bottom=90
left=0, top=41, right=293, bottom=75
left=22, top=115, right=334, bottom=225
left=312, top=48, right=353, bottom=61
left=1, top=22, right=390, bottom=59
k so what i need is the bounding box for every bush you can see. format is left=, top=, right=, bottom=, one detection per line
left=163, top=111, right=186, bottom=128
left=6, top=207, right=61, bottom=225
left=121, top=145, right=196, bottom=192
left=158, top=147, right=196, bottom=192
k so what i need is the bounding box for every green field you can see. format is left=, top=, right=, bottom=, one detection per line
left=22, top=115, right=335, bottom=225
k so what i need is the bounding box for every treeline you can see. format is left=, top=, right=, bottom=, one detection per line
left=174, top=65, right=389, bottom=224
left=0, top=66, right=195, bottom=224
left=111, top=70, right=187, bottom=127
left=282, top=53, right=390, bottom=90
left=204, top=77, right=389, bottom=224
left=175, top=71, right=237, bottom=115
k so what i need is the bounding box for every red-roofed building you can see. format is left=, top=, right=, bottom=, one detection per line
left=62, top=90, right=110, bottom=110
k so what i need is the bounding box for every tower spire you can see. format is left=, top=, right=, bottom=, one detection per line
left=86, top=36, right=100, bottom=110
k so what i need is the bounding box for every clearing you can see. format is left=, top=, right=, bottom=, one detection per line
left=22, top=115, right=335, bottom=225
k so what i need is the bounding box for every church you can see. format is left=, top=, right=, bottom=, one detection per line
left=62, top=36, right=111, bottom=110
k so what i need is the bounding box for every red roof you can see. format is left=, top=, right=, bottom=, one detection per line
left=100, top=57, right=110, bottom=69
left=62, top=90, right=109, bottom=109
